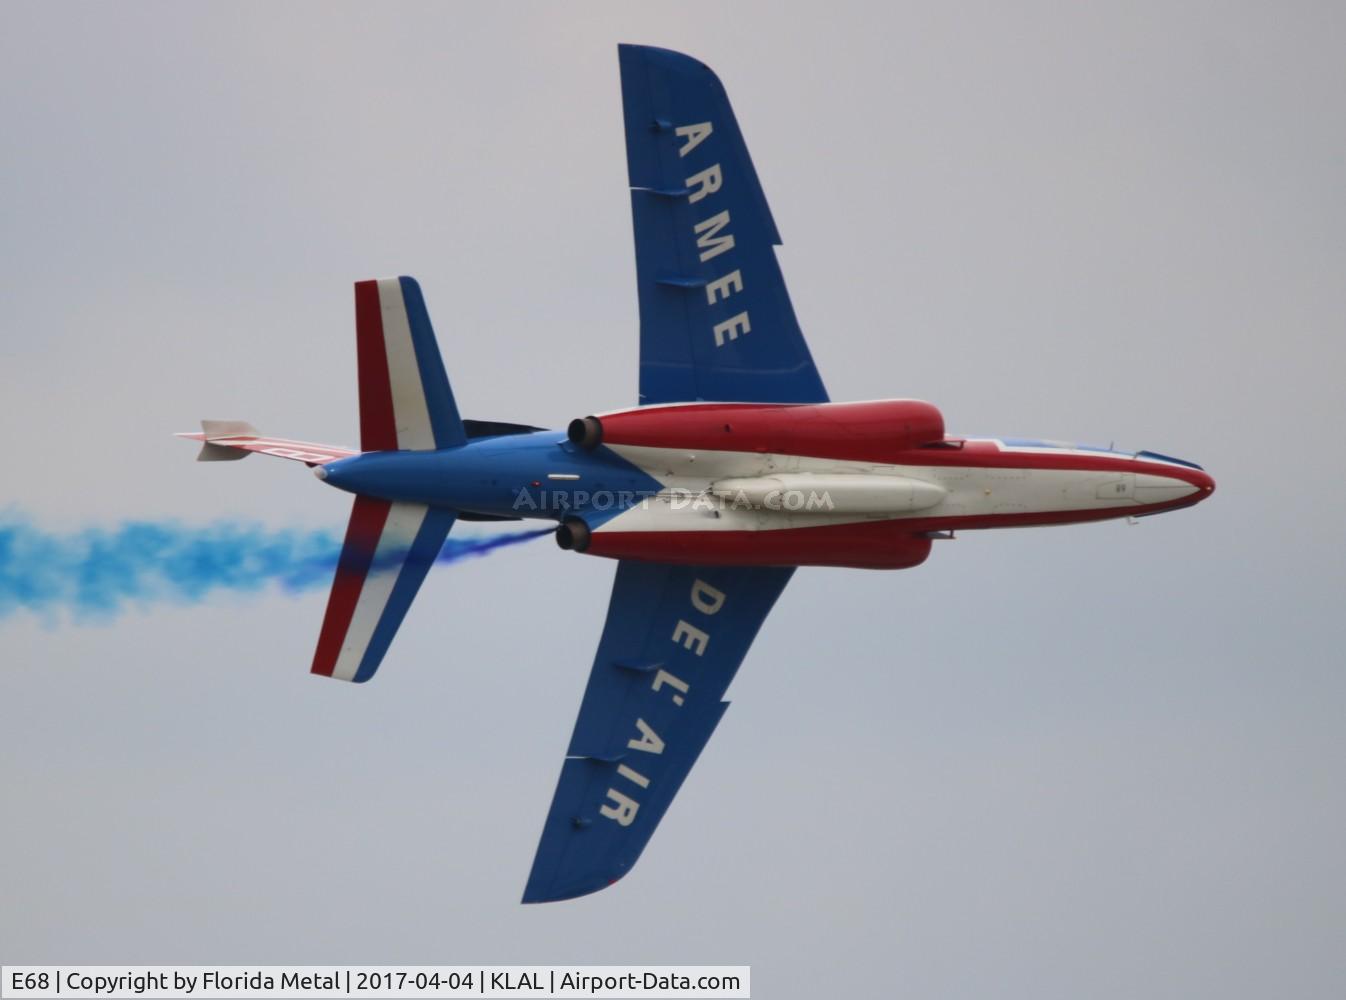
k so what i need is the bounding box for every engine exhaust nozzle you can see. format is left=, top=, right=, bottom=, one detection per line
left=555, top=518, right=591, bottom=552
left=567, top=416, right=603, bottom=451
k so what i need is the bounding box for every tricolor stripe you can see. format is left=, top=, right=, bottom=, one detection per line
left=311, top=498, right=455, bottom=684
left=312, top=496, right=391, bottom=677
left=354, top=277, right=466, bottom=453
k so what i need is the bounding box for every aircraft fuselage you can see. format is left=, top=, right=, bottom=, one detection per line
left=315, top=399, right=1214, bottom=569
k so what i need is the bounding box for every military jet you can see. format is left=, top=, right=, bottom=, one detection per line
left=181, top=44, right=1214, bottom=902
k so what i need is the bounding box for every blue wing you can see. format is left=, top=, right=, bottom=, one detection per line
left=620, top=44, right=828, bottom=406
left=523, top=561, right=794, bottom=902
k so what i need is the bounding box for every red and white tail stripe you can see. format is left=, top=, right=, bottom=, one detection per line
left=354, top=277, right=465, bottom=452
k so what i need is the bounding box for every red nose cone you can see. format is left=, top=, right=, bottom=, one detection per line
left=1191, top=469, right=1216, bottom=497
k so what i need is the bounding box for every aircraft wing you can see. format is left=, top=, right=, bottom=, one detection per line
left=523, top=560, right=794, bottom=902
left=620, top=44, right=828, bottom=406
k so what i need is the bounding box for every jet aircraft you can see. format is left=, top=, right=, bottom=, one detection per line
left=180, top=44, right=1215, bottom=902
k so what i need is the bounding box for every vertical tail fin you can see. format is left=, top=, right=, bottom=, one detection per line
left=356, top=277, right=466, bottom=452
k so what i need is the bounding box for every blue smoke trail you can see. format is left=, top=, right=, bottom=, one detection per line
left=0, top=516, right=553, bottom=622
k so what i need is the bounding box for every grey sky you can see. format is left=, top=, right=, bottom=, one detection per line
left=2, top=2, right=1344, bottom=997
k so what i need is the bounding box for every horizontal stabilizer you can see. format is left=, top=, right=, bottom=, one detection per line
left=311, top=497, right=455, bottom=683
left=356, top=277, right=466, bottom=451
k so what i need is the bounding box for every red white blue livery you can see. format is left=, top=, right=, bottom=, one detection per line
left=179, top=45, right=1214, bottom=903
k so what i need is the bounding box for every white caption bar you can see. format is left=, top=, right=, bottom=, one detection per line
left=1, top=967, right=749, bottom=999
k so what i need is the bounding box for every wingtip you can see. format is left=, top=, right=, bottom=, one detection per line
left=617, top=42, right=708, bottom=70
left=521, top=870, right=626, bottom=905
